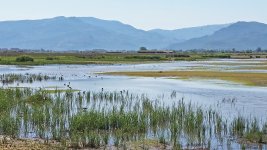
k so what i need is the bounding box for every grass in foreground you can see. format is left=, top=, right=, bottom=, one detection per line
left=0, top=88, right=266, bottom=149
left=104, top=71, right=267, bottom=86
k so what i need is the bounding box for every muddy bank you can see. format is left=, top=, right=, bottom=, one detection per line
left=0, top=136, right=60, bottom=150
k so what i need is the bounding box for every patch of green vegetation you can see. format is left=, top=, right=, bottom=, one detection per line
left=0, top=53, right=167, bottom=65
left=0, top=51, right=259, bottom=65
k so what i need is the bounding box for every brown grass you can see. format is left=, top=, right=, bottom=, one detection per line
left=105, top=71, right=267, bottom=86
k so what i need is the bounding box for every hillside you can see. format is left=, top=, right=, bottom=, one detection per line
left=0, top=17, right=227, bottom=50
left=169, top=22, right=267, bottom=50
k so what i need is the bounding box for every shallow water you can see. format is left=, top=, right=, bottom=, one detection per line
left=1, top=59, right=267, bottom=120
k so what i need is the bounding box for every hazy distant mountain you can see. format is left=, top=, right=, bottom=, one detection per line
left=149, top=24, right=230, bottom=42
left=0, top=16, right=172, bottom=50
left=0, top=17, right=227, bottom=50
left=169, top=22, right=267, bottom=50
left=0, top=17, right=266, bottom=51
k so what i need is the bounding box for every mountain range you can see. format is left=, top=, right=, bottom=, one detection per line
left=0, top=16, right=266, bottom=51
left=169, top=21, right=267, bottom=50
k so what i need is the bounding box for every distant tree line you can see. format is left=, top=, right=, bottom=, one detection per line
left=0, top=47, right=267, bottom=54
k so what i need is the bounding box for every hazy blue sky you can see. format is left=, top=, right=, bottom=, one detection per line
left=0, top=0, right=266, bottom=30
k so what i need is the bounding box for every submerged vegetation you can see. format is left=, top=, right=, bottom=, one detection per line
left=0, top=88, right=266, bottom=149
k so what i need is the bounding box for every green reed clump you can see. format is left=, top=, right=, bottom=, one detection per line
left=0, top=92, right=13, bottom=113
left=231, top=116, right=247, bottom=136
left=86, top=133, right=102, bottom=148
left=229, top=116, right=267, bottom=145
left=245, top=131, right=267, bottom=144
left=0, top=115, right=19, bottom=137
left=27, top=90, right=52, bottom=105
left=243, top=118, right=267, bottom=144
left=70, top=110, right=144, bottom=134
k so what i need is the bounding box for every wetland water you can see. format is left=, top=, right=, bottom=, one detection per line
left=1, top=59, right=267, bottom=118
left=0, top=59, right=267, bottom=149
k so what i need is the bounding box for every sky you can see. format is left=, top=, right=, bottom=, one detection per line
left=0, top=0, right=266, bottom=30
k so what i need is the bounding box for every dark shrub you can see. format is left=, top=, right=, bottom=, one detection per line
left=125, top=55, right=161, bottom=60
left=202, top=55, right=230, bottom=58
left=16, top=56, right=34, bottom=62
left=166, top=54, right=190, bottom=58
left=45, top=57, right=54, bottom=60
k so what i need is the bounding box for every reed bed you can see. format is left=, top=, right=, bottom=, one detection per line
left=0, top=73, right=62, bottom=85
left=0, top=88, right=266, bottom=149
